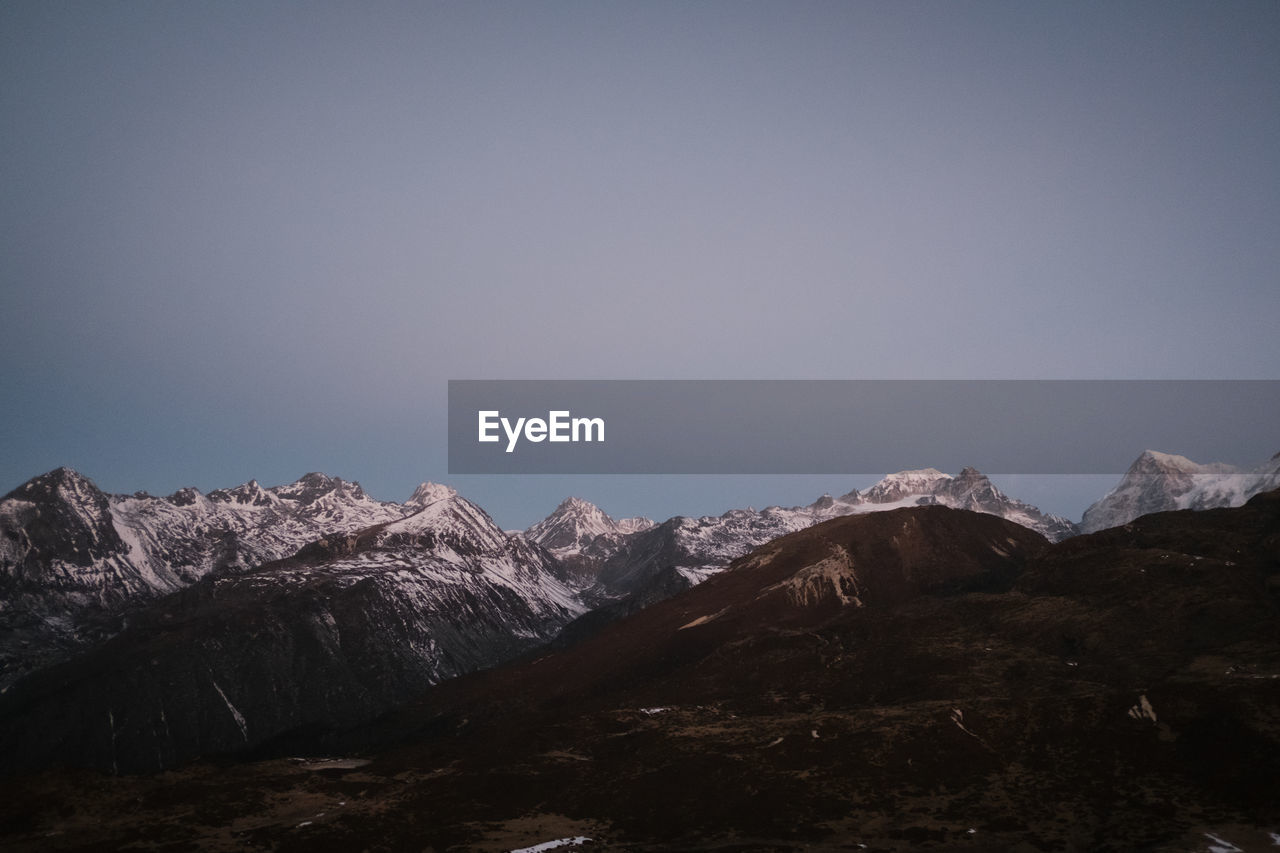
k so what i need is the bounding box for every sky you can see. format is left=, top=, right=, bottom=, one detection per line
left=2, top=1, right=1278, bottom=528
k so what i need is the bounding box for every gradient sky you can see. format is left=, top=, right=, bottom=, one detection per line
left=2, top=1, right=1278, bottom=527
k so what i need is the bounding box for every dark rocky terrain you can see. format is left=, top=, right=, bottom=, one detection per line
left=2, top=493, right=1277, bottom=852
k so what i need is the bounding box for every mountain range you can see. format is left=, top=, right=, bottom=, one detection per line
left=3, top=486, right=1277, bottom=851
left=0, top=450, right=1276, bottom=779
left=1, top=468, right=422, bottom=687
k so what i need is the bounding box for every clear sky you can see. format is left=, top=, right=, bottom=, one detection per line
left=2, top=1, right=1278, bottom=528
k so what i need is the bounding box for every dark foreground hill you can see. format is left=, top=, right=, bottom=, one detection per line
left=2, top=497, right=1279, bottom=852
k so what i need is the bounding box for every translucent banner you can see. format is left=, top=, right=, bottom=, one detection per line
left=448, top=380, right=1279, bottom=475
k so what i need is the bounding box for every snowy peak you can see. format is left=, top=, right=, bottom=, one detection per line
left=1, top=467, right=413, bottom=688
left=853, top=468, right=1075, bottom=541
left=862, top=468, right=952, bottom=504
left=203, top=473, right=376, bottom=510
left=165, top=487, right=205, bottom=507
left=0, top=468, right=124, bottom=571
left=1136, top=449, right=1197, bottom=470
left=271, top=472, right=369, bottom=506
left=558, top=496, right=601, bottom=514
left=3, top=466, right=105, bottom=507
left=943, top=467, right=1003, bottom=504
left=1081, top=450, right=1280, bottom=533
left=526, top=497, right=620, bottom=553
left=1129, top=449, right=1236, bottom=477
left=379, top=490, right=508, bottom=555
left=207, top=479, right=277, bottom=508
left=406, top=482, right=458, bottom=509
left=615, top=516, right=655, bottom=535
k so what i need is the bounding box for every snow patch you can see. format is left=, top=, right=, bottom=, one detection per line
left=508, top=837, right=592, bottom=853
left=211, top=680, right=248, bottom=740
left=1205, top=833, right=1243, bottom=852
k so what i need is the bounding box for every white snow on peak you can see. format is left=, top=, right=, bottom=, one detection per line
left=882, top=468, right=950, bottom=482
left=526, top=496, right=620, bottom=554
left=1136, top=449, right=1239, bottom=475
left=381, top=491, right=508, bottom=554
left=1081, top=450, right=1280, bottom=533
left=407, top=482, right=458, bottom=508
left=616, top=516, right=655, bottom=534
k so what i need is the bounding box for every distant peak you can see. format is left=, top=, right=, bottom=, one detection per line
left=1130, top=450, right=1202, bottom=473
left=884, top=468, right=950, bottom=481
left=294, top=472, right=338, bottom=488
left=408, top=482, right=457, bottom=507
left=41, top=466, right=93, bottom=485
left=616, top=516, right=655, bottom=534
left=555, top=496, right=601, bottom=514
left=166, top=486, right=204, bottom=506
left=208, top=478, right=277, bottom=507
left=526, top=495, right=617, bottom=551
left=4, top=467, right=103, bottom=503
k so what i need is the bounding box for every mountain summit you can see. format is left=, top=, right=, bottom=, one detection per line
left=526, top=497, right=620, bottom=553
left=525, top=496, right=655, bottom=555
left=1081, top=450, right=1280, bottom=533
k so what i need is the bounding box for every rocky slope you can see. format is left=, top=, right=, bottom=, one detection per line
left=0, top=485, right=584, bottom=775
left=1081, top=450, right=1280, bottom=533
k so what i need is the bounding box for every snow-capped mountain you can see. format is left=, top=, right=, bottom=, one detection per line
left=0, top=484, right=586, bottom=773
left=0, top=468, right=405, bottom=596
left=0, top=469, right=411, bottom=687
left=572, top=467, right=1076, bottom=600
left=4, top=454, right=1269, bottom=777
left=524, top=497, right=656, bottom=583
left=860, top=468, right=954, bottom=503
left=616, top=515, right=656, bottom=534
left=1080, top=450, right=1280, bottom=533
left=526, top=497, right=622, bottom=553
left=525, top=496, right=653, bottom=555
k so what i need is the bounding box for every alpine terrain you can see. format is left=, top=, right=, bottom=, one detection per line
left=1081, top=450, right=1280, bottom=533
left=2, top=491, right=1277, bottom=851
left=0, top=469, right=409, bottom=688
